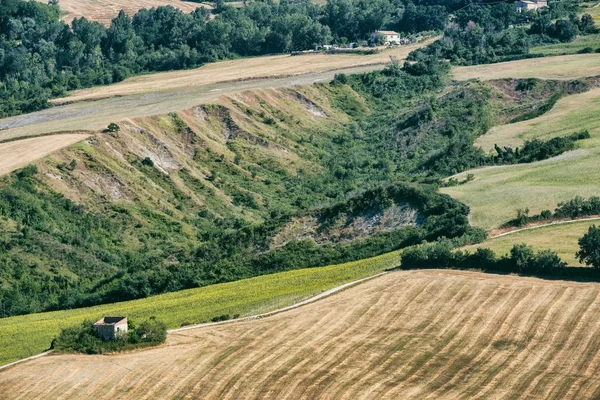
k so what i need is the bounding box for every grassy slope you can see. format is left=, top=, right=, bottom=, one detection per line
left=4, top=269, right=600, bottom=399
left=452, top=53, right=600, bottom=81
left=470, top=220, right=599, bottom=265
left=530, top=34, right=600, bottom=55
left=0, top=250, right=399, bottom=366
left=530, top=34, right=600, bottom=56
left=442, top=88, right=600, bottom=230
left=57, top=44, right=430, bottom=105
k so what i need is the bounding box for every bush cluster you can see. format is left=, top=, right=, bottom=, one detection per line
left=52, top=317, right=167, bottom=354
left=401, top=241, right=566, bottom=275
left=505, top=194, right=600, bottom=228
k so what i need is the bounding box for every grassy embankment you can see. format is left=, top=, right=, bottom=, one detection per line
left=470, top=220, right=599, bottom=265
left=452, top=53, right=600, bottom=81
left=0, top=250, right=399, bottom=366
left=442, top=87, right=600, bottom=230
left=530, top=34, right=600, bottom=56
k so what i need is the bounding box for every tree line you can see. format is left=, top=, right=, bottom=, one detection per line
left=0, top=0, right=462, bottom=118
left=401, top=223, right=600, bottom=277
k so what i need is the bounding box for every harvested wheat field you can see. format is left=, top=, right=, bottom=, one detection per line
left=3, top=270, right=600, bottom=399
left=452, top=53, right=600, bottom=81
left=0, top=133, right=91, bottom=177
left=36, top=0, right=209, bottom=25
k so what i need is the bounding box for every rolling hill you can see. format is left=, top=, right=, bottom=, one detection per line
left=3, top=269, right=600, bottom=399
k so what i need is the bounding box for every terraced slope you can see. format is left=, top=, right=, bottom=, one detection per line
left=3, top=270, right=600, bottom=399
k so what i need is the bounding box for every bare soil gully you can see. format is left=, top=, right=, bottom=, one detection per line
left=2, top=270, right=600, bottom=399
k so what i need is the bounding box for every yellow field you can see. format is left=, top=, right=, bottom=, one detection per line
left=36, top=0, right=209, bottom=25
left=0, top=250, right=399, bottom=366
left=442, top=88, right=600, bottom=230
left=56, top=42, right=432, bottom=105
left=470, top=220, right=600, bottom=266
left=3, top=269, right=600, bottom=399
left=452, top=53, right=600, bottom=81
left=0, top=133, right=91, bottom=177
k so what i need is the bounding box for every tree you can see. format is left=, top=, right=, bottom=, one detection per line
left=510, top=243, right=535, bottom=272
left=106, top=122, right=120, bottom=133
left=577, top=225, right=600, bottom=268
left=578, top=14, right=597, bottom=34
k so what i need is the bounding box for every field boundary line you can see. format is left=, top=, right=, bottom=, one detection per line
left=490, top=216, right=600, bottom=239
left=170, top=271, right=389, bottom=333
left=0, top=351, right=54, bottom=372
left=0, top=271, right=390, bottom=369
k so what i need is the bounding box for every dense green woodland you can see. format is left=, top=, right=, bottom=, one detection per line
left=1, top=0, right=594, bottom=118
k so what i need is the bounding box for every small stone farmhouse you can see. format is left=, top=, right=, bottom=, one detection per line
left=371, top=30, right=402, bottom=45
left=93, top=316, right=128, bottom=340
left=515, top=0, right=548, bottom=12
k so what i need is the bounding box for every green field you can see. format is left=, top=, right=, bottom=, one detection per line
left=469, top=220, right=599, bottom=265
left=530, top=34, right=600, bottom=56
left=442, top=88, right=600, bottom=230
left=0, top=250, right=399, bottom=366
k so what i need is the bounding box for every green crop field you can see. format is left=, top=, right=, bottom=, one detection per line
left=530, top=34, right=600, bottom=56
left=0, top=250, right=399, bottom=366
left=468, top=220, right=599, bottom=266
left=442, top=88, right=600, bottom=230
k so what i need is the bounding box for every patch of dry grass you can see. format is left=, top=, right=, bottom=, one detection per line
left=452, top=53, right=600, bottom=81
left=0, top=133, right=91, bottom=177
left=469, top=220, right=599, bottom=266
left=36, top=0, right=210, bottom=25
left=3, top=270, right=600, bottom=399
left=56, top=42, right=433, bottom=105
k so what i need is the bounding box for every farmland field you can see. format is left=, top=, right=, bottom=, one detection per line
left=0, top=250, right=399, bottom=366
left=0, top=42, right=431, bottom=142
left=3, top=269, right=600, bottom=399
left=470, top=220, right=600, bottom=266
left=452, top=53, right=600, bottom=81
left=35, top=0, right=210, bottom=25
left=442, top=88, right=600, bottom=230
left=0, top=133, right=91, bottom=177
left=55, top=42, right=432, bottom=105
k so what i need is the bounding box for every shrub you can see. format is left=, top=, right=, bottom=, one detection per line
left=142, top=157, right=154, bottom=167
left=106, top=123, right=120, bottom=133
left=52, top=317, right=167, bottom=354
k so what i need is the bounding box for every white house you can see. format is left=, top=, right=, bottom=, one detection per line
left=516, top=0, right=548, bottom=12
left=371, top=30, right=401, bottom=45
left=93, top=316, right=128, bottom=340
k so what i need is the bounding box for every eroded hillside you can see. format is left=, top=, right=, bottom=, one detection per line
left=0, top=62, right=588, bottom=318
